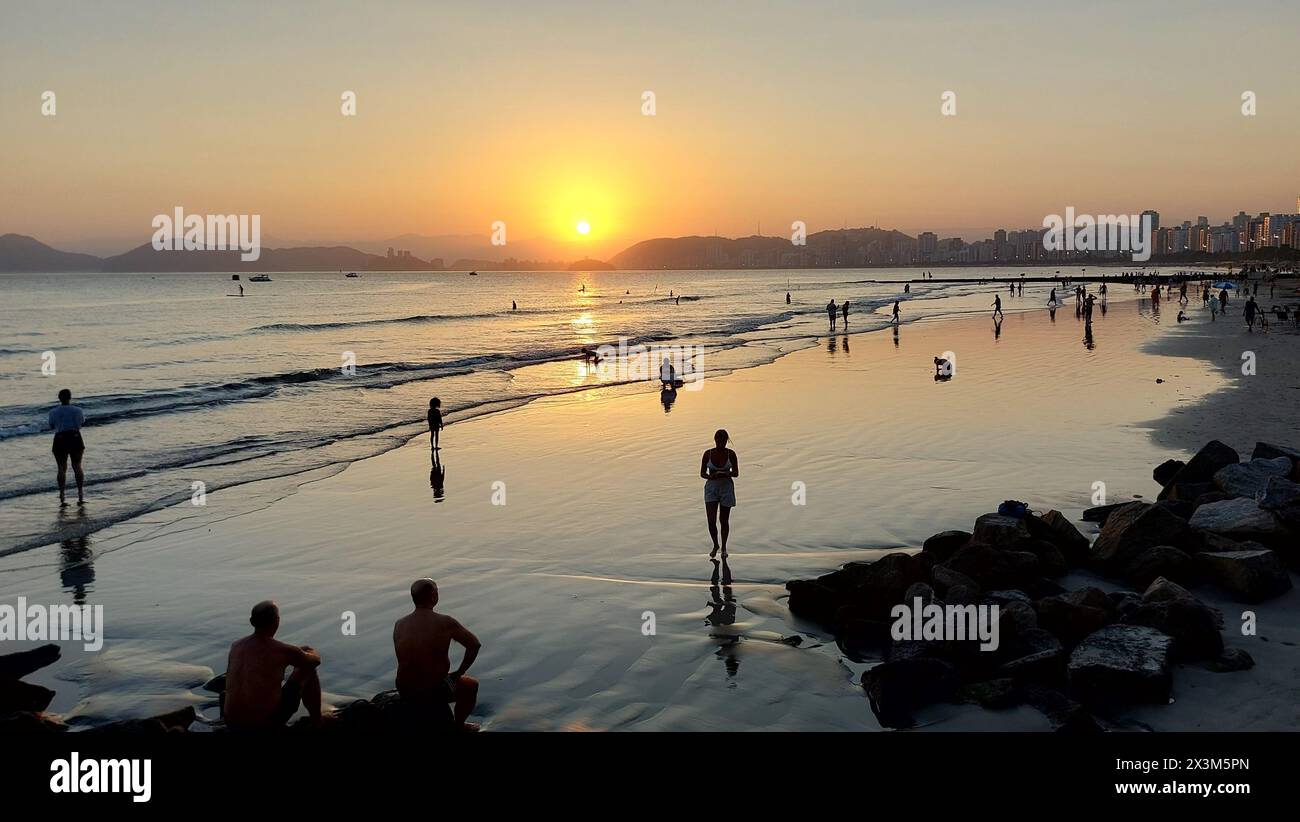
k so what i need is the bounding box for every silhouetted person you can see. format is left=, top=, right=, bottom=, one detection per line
left=511, top=300, right=517, bottom=311
left=701, top=429, right=738, bottom=560
left=659, top=357, right=677, bottom=388
left=428, top=397, right=444, bottom=449
left=826, top=299, right=837, bottom=329
left=892, top=301, right=901, bottom=324
left=785, top=291, right=791, bottom=304
left=992, top=295, right=1003, bottom=319
left=1244, top=296, right=1258, bottom=330
left=224, top=601, right=323, bottom=731
left=841, top=300, right=850, bottom=323
left=49, top=388, right=85, bottom=506
left=394, top=578, right=481, bottom=731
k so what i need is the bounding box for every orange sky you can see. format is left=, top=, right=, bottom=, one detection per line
left=2, top=1, right=1298, bottom=258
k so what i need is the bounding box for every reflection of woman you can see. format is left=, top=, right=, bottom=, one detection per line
left=700, top=429, right=739, bottom=559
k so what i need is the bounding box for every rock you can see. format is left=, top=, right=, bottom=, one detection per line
left=0, top=679, right=56, bottom=713
left=903, top=582, right=937, bottom=606
left=1251, top=441, right=1300, bottom=474
left=1023, top=577, right=1067, bottom=600
left=1199, top=532, right=1267, bottom=553
left=984, top=589, right=1032, bottom=606
left=931, top=565, right=979, bottom=597
left=0, top=644, right=61, bottom=680
left=1208, top=648, right=1255, bottom=673
left=1108, top=590, right=1142, bottom=618
left=328, top=690, right=453, bottom=732
left=1189, top=497, right=1287, bottom=540
left=946, top=583, right=981, bottom=605
left=1213, top=457, right=1292, bottom=498
left=971, top=513, right=1032, bottom=549
left=942, top=543, right=1039, bottom=590
left=1081, top=502, right=1127, bottom=525
left=1023, top=684, right=1103, bottom=732
left=956, top=678, right=1022, bottom=710
left=922, top=530, right=971, bottom=562
left=1062, top=587, right=1117, bottom=616
left=1091, top=502, right=1196, bottom=573
left=1124, top=577, right=1222, bottom=661
left=1122, top=545, right=1194, bottom=589
left=861, top=658, right=957, bottom=729
left=998, top=599, right=1039, bottom=633
left=1193, top=549, right=1293, bottom=603
left=88, top=706, right=196, bottom=734
left=1035, top=595, right=1111, bottom=647
left=1154, top=499, right=1195, bottom=521
left=1164, top=481, right=1217, bottom=503
left=1154, top=458, right=1185, bottom=487
left=1192, top=491, right=1233, bottom=510
left=1068, top=625, right=1174, bottom=705
left=202, top=673, right=227, bottom=694
left=1259, top=476, right=1300, bottom=524
left=1158, top=440, right=1239, bottom=500
left=0, top=711, right=68, bottom=733
left=1020, top=539, right=1067, bottom=578
left=785, top=579, right=840, bottom=626
left=1028, top=510, right=1092, bottom=567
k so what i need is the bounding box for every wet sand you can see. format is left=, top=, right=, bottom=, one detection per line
left=4, top=288, right=1295, bottom=731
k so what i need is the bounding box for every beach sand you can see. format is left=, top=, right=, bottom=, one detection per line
left=4, top=287, right=1297, bottom=731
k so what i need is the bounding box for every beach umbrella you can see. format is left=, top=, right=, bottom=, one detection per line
left=1213, top=281, right=1237, bottom=289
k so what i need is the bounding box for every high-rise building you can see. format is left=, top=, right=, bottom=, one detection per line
left=1141, top=210, right=1159, bottom=235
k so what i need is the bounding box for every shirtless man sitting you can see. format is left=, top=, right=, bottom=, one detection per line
left=223, top=600, right=322, bottom=731
left=393, top=578, right=481, bottom=730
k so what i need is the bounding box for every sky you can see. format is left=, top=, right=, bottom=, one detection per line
left=2, top=0, right=1298, bottom=258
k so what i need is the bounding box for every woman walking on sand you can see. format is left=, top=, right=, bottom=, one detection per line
left=701, top=429, right=739, bottom=560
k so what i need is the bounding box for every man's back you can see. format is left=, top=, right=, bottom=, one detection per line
left=393, top=609, right=457, bottom=691
left=225, top=634, right=294, bottom=727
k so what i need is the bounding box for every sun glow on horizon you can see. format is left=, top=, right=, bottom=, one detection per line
left=576, top=220, right=591, bottom=235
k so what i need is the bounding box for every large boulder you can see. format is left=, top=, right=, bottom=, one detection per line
left=1259, top=476, right=1300, bottom=525
left=1123, top=577, right=1222, bottom=661
left=0, top=679, right=56, bottom=713
left=1091, top=502, right=1196, bottom=573
left=942, top=543, right=1039, bottom=590
left=327, top=690, right=453, bottom=732
left=971, top=513, right=1032, bottom=549
left=1035, top=595, right=1111, bottom=647
left=1251, top=442, right=1300, bottom=477
left=1189, top=497, right=1287, bottom=541
left=1213, top=457, right=1292, bottom=499
left=1193, top=550, right=1292, bottom=603
left=1023, top=684, right=1103, bottom=733
left=1028, top=510, right=1092, bottom=567
left=1154, top=459, right=1186, bottom=487
left=0, top=644, right=61, bottom=680
left=922, top=530, right=971, bottom=562
left=1081, top=502, right=1127, bottom=525
left=788, top=553, right=928, bottom=626
left=1122, top=545, right=1194, bottom=589
left=1158, top=440, right=1239, bottom=500
left=1068, top=625, right=1173, bottom=705
left=785, top=579, right=840, bottom=626
left=861, top=658, right=957, bottom=729
left=0, top=711, right=68, bottom=733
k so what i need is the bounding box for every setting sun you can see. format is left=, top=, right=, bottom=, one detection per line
left=576, top=220, right=591, bottom=235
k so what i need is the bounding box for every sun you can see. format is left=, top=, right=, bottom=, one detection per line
left=575, top=220, right=591, bottom=236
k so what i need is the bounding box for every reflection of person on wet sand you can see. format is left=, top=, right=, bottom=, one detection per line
left=660, top=386, right=677, bottom=414
left=60, top=535, right=95, bottom=605
left=701, top=429, right=738, bottom=560
left=429, top=451, right=446, bottom=501
left=706, top=557, right=739, bottom=678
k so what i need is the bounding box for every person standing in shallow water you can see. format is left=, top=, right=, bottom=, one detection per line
left=49, top=388, right=86, bottom=506
left=427, top=397, right=444, bottom=449
left=700, top=429, right=739, bottom=560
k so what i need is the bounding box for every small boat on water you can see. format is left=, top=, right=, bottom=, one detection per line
left=469, top=271, right=478, bottom=276
left=249, top=274, right=271, bottom=282
left=345, top=272, right=360, bottom=278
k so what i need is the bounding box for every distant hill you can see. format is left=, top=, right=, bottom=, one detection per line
left=609, top=228, right=918, bottom=269
left=0, top=234, right=104, bottom=272
left=567, top=258, right=614, bottom=271
left=99, top=243, right=435, bottom=272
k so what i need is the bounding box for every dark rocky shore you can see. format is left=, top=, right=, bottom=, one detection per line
left=786, top=440, right=1300, bottom=730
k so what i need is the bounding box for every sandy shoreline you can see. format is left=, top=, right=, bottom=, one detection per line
left=3, top=284, right=1297, bottom=731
